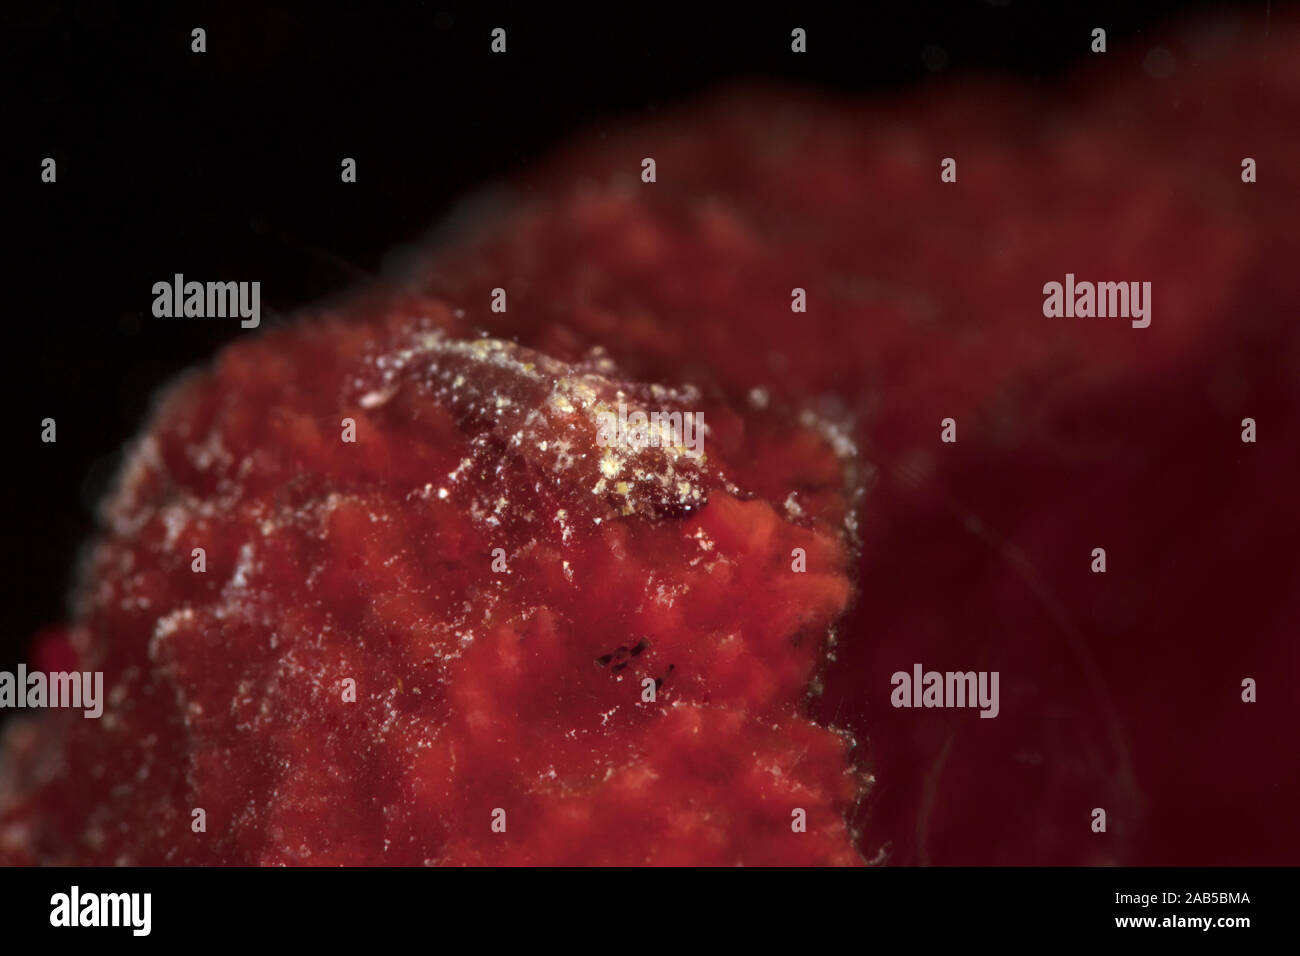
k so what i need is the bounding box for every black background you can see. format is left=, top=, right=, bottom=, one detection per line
left=3, top=0, right=1265, bottom=692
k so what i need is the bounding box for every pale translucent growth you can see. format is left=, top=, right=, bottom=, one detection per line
left=599, top=449, right=622, bottom=479
left=358, top=331, right=714, bottom=525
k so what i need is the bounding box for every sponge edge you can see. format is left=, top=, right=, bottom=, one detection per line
left=0, top=301, right=867, bottom=865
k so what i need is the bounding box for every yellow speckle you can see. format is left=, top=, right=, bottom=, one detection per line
left=599, top=451, right=622, bottom=479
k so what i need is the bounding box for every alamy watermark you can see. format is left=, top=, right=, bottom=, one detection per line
left=50, top=886, right=151, bottom=936
left=0, top=664, right=103, bottom=719
left=891, top=663, right=999, bottom=718
left=1042, top=273, right=1151, bottom=328
left=152, top=273, right=260, bottom=328
left=595, top=402, right=705, bottom=458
